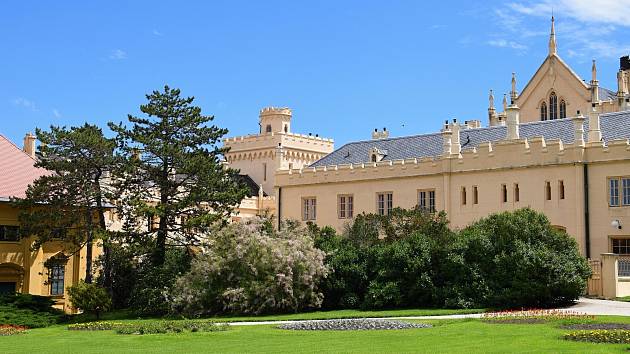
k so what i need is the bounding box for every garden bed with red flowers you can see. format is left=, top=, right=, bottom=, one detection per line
left=0, top=324, right=28, bottom=336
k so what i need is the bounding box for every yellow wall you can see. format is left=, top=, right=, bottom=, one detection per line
left=0, top=203, right=101, bottom=312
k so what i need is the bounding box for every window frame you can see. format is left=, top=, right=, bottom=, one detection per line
left=612, top=237, right=630, bottom=255
left=501, top=184, right=508, bottom=203
left=559, top=180, right=565, bottom=200
left=48, top=263, right=65, bottom=296
left=461, top=186, right=467, bottom=206
left=549, top=92, right=558, bottom=120
left=302, top=197, right=317, bottom=221
left=0, top=225, right=20, bottom=242
left=545, top=181, right=552, bottom=201
left=338, top=194, right=354, bottom=219
left=473, top=186, right=479, bottom=205
left=559, top=99, right=567, bottom=119
left=377, top=192, right=393, bottom=216
left=608, top=177, right=630, bottom=207
left=514, top=183, right=520, bottom=203
left=540, top=102, right=548, bottom=121
left=418, top=189, right=436, bottom=212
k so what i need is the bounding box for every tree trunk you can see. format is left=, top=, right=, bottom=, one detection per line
left=84, top=208, right=94, bottom=283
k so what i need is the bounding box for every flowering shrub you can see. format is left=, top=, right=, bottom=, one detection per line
left=115, top=320, right=229, bottom=335
left=564, top=330, right=630, bottom=344
left=0, top=324, right=28, bottom=336
left=67, top=321, right=124, bottom=331
left=482, top=309, right=594, bottom=323
left=169, top=218, right=328, bottom=315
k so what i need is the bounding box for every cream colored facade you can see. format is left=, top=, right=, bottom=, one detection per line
left=272, top=19, right=630, bottom=264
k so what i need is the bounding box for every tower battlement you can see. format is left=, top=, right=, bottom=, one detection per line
left=259, top=107, right=292, bottom=116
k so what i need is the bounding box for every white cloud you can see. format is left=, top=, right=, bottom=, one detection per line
left=109, top=49, right=127, bottom=60
left=12, top=97, right=38, bottom=111
left=152, top=29, right=163, bottom=36
left=509, top=0, right=630, bottom=27
left=489, top=0, right=630, bottom=59
left=487, top=39, right=528, bottom=50
left=52, top=109, right=61, bottom=118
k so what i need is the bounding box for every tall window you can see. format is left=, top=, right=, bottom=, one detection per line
left=473, top=186, right=479, bottom=205
left=377, top=192, right=393, bottom=216
left=540, top=102, right=548, bottom=121
left=461, top=187, right=467, bottom=206
left=545, top=181, right=552, bottom=201
left=559, top=100, right=567, bottom=119
left=559, top=180, right=565, bottom=200
left=514, top=183, right=520, bottom=202
left=0, top=225, right=20, bottom=242
left=501, top=184, right=508, bottom=203
left=302, top=197, right=316, bottom=221
left=549, top=92, right=558, bottom=120
left=265, top=125, right=272, bottom=133
left=418, top=190, right=436, bottom=212
left=608, top=177, right=630, bottom=207
left=338, top=195, right=354, bottom=219
left=263, top=163, right=267, bottom=182
left=48, top=263, right=65, bottom=296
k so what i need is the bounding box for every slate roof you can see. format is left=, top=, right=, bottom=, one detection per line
left=0, top=134, right=48, bottom=201
left=237, top=174, right=267, bottom=197
left=311, top=110, right=630, bottom=167
left=599, top=87, right=618, bottom=101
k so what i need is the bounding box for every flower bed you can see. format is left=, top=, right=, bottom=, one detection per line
left=115, top=320, right=229, bottom=335
left=68, top=321, right=125, bottom=331
left=277, top=319, right=432, bottom=331
left=0, top=324, right=28, bottom=336
left=561, top=323, right=630, bottom=330
left=482, top=309, right=594, bottom=324
left=564, top=330, right=630, bottom=344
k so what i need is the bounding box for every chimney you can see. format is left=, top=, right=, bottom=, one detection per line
left=465, top=120, right=481, bottom=129
left=23, top=132, right=36, bottom=158
left=572, top=111, right=586, bottom=147
left=441, top=121, right=452, bottom=156
left=382, top=127, right=389, bottom=139
left=587, top=105, right=602, bottom=143
left=506, top=104, right=520, bottom=140
left=451, top=120, right=461, bottom=155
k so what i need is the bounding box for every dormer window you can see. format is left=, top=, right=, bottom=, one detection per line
left=369, top=147, right=386, bottom=162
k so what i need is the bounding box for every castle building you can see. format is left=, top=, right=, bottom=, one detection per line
left=223, top=107, right=334, bottom=220
left=269, top=18, right=630, bottom=273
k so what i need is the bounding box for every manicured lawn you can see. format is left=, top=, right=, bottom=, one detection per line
left=5, top=316, right=630, bottom=353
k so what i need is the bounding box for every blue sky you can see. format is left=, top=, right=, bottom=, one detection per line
left=2, top=0, right=629, bottom=147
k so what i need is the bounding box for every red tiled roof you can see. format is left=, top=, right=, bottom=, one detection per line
left=0, top=134, right=47, bottom=200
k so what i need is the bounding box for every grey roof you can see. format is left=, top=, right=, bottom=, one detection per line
left=599, top=87, right=618, bottom=101
left=311, top=110, right=630, bottom=167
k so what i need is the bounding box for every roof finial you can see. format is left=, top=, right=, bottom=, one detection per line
left=489, top=89, right=495, bottom=110
left=591, top=59, right=598, bottom=83
left=510, top=72, right=518, bottom=102
left=549, top=15, right=557, bottom=56
left=502, top=93, right=508, bottom=111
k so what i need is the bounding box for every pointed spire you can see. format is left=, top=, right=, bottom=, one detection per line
left=489, top=89, right=495, bottom=110
left=510, top=72, right=518, bottom=102
left=549, top=16, right=557, bottom=56
left=591, top=59, right=598, bottom=83
left=502, top=93, right=508, bottom=111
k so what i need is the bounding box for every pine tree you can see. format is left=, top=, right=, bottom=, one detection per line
left=109, top=86, right=247, bottom=266
left=15, top=124, right=116, bottom=283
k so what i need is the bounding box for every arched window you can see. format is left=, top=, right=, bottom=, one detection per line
left=549, top=92, right=558, bottom=120
left=559, top=100, right=566, bottom=119
left=265, top=124, right=272, bottom=133
left=540, top=102, right=548, bottom=121
left=284, top=125, right=288, bottom=133
left=371, top=154, right=377, bottom=162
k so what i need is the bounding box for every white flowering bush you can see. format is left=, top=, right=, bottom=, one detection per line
left=169, top=218, right=327, bottom=316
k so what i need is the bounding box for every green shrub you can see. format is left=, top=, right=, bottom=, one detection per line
left=67, top=281, right=112, bottom=320
left=564, top=330, right=630, bottom=343
left=315, top=207, right=590, bottom=310
left=0, top=305, right=63, bottom=328
left=457, top=208, right=591, bottom=308
left=0, top=293, right=64, bottom=328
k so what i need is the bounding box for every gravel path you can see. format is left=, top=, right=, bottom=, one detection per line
left=227, top=298, right=630, bottom=327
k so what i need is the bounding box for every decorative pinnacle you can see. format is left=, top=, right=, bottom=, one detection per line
left=549, top=16, right=557, bottom=55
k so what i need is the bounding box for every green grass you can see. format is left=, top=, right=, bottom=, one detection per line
left=616, top=296, right=630, bottom=302
left=68, top=307, right=484, bottom=323
left=6, top=316, right=630, bottom=353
